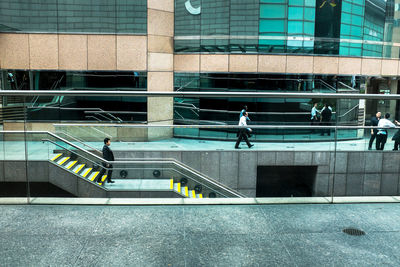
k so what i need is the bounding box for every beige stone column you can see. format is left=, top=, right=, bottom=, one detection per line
left=146, top=0, right=174, bottom=140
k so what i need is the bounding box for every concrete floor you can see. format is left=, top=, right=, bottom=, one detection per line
left=1, top=135, right=398, bottom=160
left=1, top=203, right=400, bottom=266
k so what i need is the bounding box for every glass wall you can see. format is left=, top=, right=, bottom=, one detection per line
left=0, top=0, right=147, bottom=34
left=0, top=70, right=147, bottom=123
left=174, top=73, right=363, bottom=141
left=174, top=0, right=400, bottom=58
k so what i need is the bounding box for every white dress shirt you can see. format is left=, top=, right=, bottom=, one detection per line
left=377, top=118, right=396, bottom=135
left=239, top=115, right=247, bottom=126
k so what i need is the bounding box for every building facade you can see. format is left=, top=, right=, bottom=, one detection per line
left=0, top=0, right=399, bottom=140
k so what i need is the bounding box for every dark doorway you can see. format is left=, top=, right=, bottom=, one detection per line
left=0, top=182, right=75, bottom=197
left=256, top=166, right=317, bottom=197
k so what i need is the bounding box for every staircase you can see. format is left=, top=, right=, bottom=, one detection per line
left=50, top=153, right=203, bottom=198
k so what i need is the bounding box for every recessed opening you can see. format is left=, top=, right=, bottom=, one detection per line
left=0, top=182, right=75, bottom=197
left=256, top=166, right=317, bottom=197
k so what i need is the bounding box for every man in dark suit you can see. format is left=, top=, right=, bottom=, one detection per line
left=97, top=138, right=115, bottom=184
left=368, top=112, right=381, bottom=150
left=320, top=103, right=332, bottom=136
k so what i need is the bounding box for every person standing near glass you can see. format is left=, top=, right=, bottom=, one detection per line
left=368, top=112, right=381, bottom=150
left=310, top=103, right=320, bottom=133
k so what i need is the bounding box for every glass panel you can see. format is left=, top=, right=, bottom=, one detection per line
left=288, top=7, right=304, bottom=20
left=260, top=5, right=286, bottom=18
left=259, top=20, right=286, bottom=32
left=288, top=21, right=303, bottom=33
left=304, top=7, right=315, bottom=20
left=0, top=0, right=147, bottom=34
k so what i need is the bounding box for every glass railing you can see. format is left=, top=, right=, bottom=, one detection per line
left=2, top=131, right=243, bottom=199
left=1, top=90, right=400, bottom=203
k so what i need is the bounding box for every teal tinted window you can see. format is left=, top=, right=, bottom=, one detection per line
left=260, top=4, right=286, bottom=18
left=260, top=20, right=286, bottom=32
left=341, top=24, right=351, bottom=35
left=304, top=21, right=314, bottom=34
left=352, top=15, right=363, bottom=26
left=261, top=0, right=286, bottom=3
left=342, top=1, right=351, bottom=12
left=353, top=0, right=364, bottom=5
left=352, top=5, right=363, bottom=15
left=289, top=0, right=304, bottom=6
left=304, top=7, right=315, bottom=20
left=351, top=25, right=362, bottom=36
left=304, top=0, right=315, bottom=7
left=288, top=7, right=304, bottom=20
left=341, top=13, right=351, bottom=24
left=349, top=47, right=362, bottom=56
left=288, top=21, right=303, bottom=33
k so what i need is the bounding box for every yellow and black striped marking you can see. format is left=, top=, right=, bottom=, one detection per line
left=90, top=171, right=100, bottom=181
left=66, top=161, right=77, bottom=169
left=51, top=153, right=62, bottom=161
left=82, top=168, right=92, bottom=178
left=74, top=164, right=85, bottom=174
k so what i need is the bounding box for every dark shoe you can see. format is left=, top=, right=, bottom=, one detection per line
left=107, top=180, right=115, bottom=183
left=249, top=144, right=254, bottom=148
left=235, top=147, right=241, bottom=149
left=368, top=147, right=372, bottom=150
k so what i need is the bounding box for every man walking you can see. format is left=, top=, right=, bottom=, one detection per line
left=368, top=112, right=381, bottom=150
left=235, top=112, right=254, bottom=149
left=97, top=138, right=115, bottom=184
left=376, top=113, right=399, bottom=150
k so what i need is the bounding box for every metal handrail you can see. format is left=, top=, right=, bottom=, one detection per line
left=338, top=104, right=360, bottom=119
left=317, top=80, right=336, bottom=92
left=2, top=90, right=400, bottom=100
left=46, top=124, right=400, bottom=129
left=28, top=130, right=244, bottom=197
left=55, top=131, right=101, bottom=153
left=175, top=105, right=340, bottom=116
left=338, top=81, right=358, bottom=92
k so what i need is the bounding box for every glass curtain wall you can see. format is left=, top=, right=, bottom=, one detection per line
left=0, top=70, right=147, bottom=123
left=174, top=0, right=400, bottom=58
left=0, top=0, right=147, bottom=34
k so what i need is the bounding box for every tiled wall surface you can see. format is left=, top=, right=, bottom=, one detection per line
left=114, top=151, right=400, bottom=198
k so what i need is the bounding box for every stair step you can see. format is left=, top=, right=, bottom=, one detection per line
left=98, top=175, right=107, bottom=185
left=73, top=164, right=85, bottom=174
left=183, top=186, right=189, bottom=197
left=189, top=190, right=196, bottom=198
left=173, top=182, right=181, bottom=193
left=196, top=193, right=203, bottom=199
left=89, top=171, right=100, bottom=181
left=51, top=153, right=62, bottom=161
left=65, top=160, right=77, bottom=170
left=81, top=168, right=92, bottom=178
left=103, top=179, right=173, bottom=191
left=57, top=157, right=70, bottom=165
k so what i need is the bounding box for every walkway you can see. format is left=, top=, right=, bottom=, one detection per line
left=1, top=136, right=396, bottom=160
left=1, top=203, right=400, bottom=266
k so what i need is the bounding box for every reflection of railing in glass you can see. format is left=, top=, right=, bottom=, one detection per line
left=37, top=131, right=244, bottom=198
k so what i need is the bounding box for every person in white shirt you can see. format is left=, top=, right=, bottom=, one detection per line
left=310, top=103, right=320, bottom=133
left=376, top=113, right=400, bottom=150
left=234, top=112, right=254, bottom=149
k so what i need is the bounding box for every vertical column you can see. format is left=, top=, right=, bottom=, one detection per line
left=147, top=0, right=174, bottom=140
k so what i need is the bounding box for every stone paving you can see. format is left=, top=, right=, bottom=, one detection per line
left=1, top=203, right=400, bottom=266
